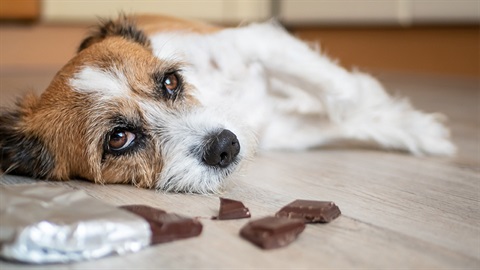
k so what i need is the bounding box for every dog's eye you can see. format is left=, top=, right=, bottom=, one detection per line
left=152, top=71, right=182, bottom=101
left=163, top=73, right=179, bottom=95
left=108, top=130, right=136, bottom=151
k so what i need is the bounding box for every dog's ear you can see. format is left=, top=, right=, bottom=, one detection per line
left=0, top=95, right=55, bottom=178
left=78, top=14, right=151, bottom=52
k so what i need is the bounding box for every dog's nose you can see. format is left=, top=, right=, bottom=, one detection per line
left=203, top=129, right=240, bottom=168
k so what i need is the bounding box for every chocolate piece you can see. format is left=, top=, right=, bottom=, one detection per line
left=120, top=205, right=202, bottom=244
left=275, top=200, right=341, bottom=223
left=240, top=216, right=305, bottom=249
left=216, top=197, right=251, bottom=220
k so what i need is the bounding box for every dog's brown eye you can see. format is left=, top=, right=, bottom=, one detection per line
left=109, top=130, right=136, bottom=151
left=164, top=73, right=179, bottom=94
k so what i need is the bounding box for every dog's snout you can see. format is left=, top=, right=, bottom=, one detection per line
left=203, top=129, right=240, bottom=168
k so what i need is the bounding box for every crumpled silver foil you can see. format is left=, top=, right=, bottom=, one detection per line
left=0, top=184, right=151, bottom=263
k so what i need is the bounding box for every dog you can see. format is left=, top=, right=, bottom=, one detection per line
left=0, top=14, right=455, bottom=193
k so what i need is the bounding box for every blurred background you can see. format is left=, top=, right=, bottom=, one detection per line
left=0, top=0, right=478, bottom=89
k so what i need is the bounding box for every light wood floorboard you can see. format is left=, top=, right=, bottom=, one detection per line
left=1, top=71, right=479, bottom=269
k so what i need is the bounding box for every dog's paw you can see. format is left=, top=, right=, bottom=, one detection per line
left=339, top=98, right=457, bottom=157
left=408, top=112, right=456, bottom=156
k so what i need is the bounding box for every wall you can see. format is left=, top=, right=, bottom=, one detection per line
left=1, top=0, right=478, bottom=77
left=40, top=0, right=479, bottom=26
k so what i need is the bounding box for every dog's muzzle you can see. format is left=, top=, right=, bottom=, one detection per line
left=203, top=129, right=240, bottom=168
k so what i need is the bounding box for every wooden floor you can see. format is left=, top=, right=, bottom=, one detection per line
left=0, top=26, right=479, bottom=269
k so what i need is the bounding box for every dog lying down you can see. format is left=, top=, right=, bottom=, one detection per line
left=0, top=14, right=455, bottom=193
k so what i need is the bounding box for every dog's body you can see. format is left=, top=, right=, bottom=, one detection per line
left=0, top=15, right=455, bottom=193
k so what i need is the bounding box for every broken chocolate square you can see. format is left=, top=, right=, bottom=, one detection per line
left=215, top=197, right=251, bottom=220
left=120, top=205, right=202, bottom=244
left=146, top=213, right=203, bottom=244
left=240, top=216, right=305, bottom=249
left=275, top=200, right=341, bottom=223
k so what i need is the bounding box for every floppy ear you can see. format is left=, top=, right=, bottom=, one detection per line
left=0, top=95, right=54, bottom=178
left=78, top=14, right=151, bottom=52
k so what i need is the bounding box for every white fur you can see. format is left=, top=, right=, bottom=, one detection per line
left=149, top=22, right=456, bottom=156
left=70, top=66, right=130, bottom=98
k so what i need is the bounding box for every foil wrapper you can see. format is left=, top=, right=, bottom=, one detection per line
left=0, top=184, right=151, bottom=263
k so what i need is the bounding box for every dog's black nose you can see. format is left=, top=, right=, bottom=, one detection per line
left=203, top=129, right=240, bottom=168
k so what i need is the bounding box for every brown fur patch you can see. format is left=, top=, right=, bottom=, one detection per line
left=78, top=14, right=151, bottom=52
left=0, top=94, right=55, bottom=178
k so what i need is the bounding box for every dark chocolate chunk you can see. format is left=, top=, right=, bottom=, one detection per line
left=275, top=200, right=341, bottom=223
left=120, top=205, right=202, bottom=244
left=146, top=213, right=203, bottom=244
left=240, top=216, right=305, bottom=249
left=216, top=197, right=251, bottom=220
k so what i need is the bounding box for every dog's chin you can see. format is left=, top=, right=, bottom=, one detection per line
left=156, top=157, right=242, bottom=194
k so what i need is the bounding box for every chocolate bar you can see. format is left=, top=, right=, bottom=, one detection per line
left=215, top=197, right=251, bottom=220
left=275, top=200, right=341, bottom=223
left=239, top=216, right=305, bottom=249
left=120, top=204, right=166, bottom=219
left=120, top=205, right=202, bottom=244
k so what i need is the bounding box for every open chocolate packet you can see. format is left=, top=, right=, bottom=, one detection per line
left=0, top=184, right=151, bottom=264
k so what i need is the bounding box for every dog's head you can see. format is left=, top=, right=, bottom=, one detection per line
left=0, top=16, right=254, bottom=193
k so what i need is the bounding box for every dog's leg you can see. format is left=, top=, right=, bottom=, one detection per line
left=223, top=22, right=455, bottom=156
